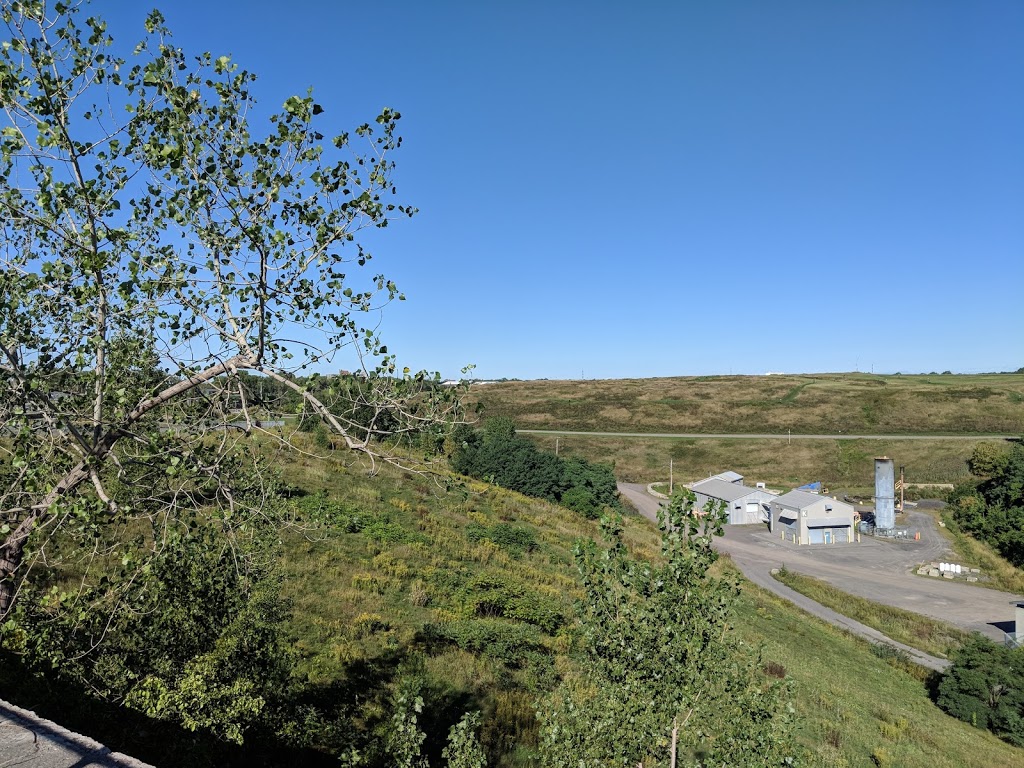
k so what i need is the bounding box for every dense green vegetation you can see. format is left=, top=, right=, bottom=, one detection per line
left=947, top=441, right=1024, bottom=566
left=451, top=418, right=619, bottom=519
left=539, top=493, right=797, bottom=766
left=937, top=637, right=1024, bottom=747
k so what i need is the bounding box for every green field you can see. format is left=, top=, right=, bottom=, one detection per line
left=470, top=373, right=1024, bottom=436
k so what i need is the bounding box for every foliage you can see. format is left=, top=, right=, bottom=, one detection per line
left=442, top=711, right=488, bottom=768
left=7, top=524, right=291, bottom=744
left=538, top=490, right=798, bottom=767
left=386, top=683, right=488, bottom=768
left=451, top=419, right=619, bottom=517
left=947, top=441, right=1024, bottom=566
left=0, top=0, right=464, bottom=625
left=388, top=684, right=429, bottom=768
left=291, top=491, right=367, bottom=532
left=465, top=521, right=538, bottom=557
left=456, top=574, right=564, bottom=634
left=937, top=635, right=1024, bottom=746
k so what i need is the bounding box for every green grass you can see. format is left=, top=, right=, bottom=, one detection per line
left=733, top=566, right=1023, bottom=768
left=772, top=569, right=972, bottom=658
left=277, top=439, right=1024, bottom=767
left=6, top=427, right=1024, bottom=766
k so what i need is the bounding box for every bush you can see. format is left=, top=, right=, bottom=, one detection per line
left=458, top=576, right=565, bottom=633
left=419, top=619, right=547, bottom=668
left=451, top=418, right=621, bottom=518
left=290, top=492, right=365, bottom=532
left=466, top=522, right=538, bottom=557
left=937, top=635, right=1024, bottom=745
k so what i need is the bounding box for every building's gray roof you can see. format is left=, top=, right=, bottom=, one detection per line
left=692, top=478, right=761, bottom=503
left=713, top=470, right=744, bottom=483
left=774, top=490, right=828, bottom=509
left=774, top=490, right=853, bottom=512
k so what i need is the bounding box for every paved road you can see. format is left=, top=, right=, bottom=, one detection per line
left=618, top=483, right=1024, bottom=672
left=0, top=698, right=153, bottom=767
left=524, top=429, right=1014, bottom=441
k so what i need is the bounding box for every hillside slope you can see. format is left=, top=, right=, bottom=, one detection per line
left=4, top=440, right=1023, bottom=766
left=469, top=373, right=1024, bottom=435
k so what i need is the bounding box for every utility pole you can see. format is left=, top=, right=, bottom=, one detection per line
left=788, top=429, right=791, bottom=445
left=555, top=437, right=560, bottom=457
left=669, top=458, right=673, bottom=495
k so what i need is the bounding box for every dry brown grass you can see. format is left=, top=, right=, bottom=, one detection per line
left=527, top=433, right=978, bottom=486
left=470, top=372, right=1024, bottom=435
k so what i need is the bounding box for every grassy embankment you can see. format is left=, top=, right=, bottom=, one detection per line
left=277, top=442, right=1024, bottom=767
left=470, top=373, right=1024, bottom=487
left=771, top=569, right=972, bottom=659
left=262, top=439, right=1024, bottom=767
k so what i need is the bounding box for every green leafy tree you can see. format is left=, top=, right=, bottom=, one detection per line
left=937, top=636, right=1024, bottom=746
left=539, top=490, right=799, bottom=767
left=0, top=1, right=463, bottom=619
left=442, top=711, right=488, bottom=768
left=451, top=418, right=620, bottom=517
left=948, top=441, right=1024, bottom=566
left=967, top=442, right=1011, bottom=478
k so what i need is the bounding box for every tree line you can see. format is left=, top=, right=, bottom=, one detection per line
left=450, top=418, right=620, bottom=519
left=947, top=440, right=1024, bottom=566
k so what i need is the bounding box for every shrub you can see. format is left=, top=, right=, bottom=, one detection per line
left=458, top=576, right=564, bottom=633
left=419, top=619, right=548, bottom=669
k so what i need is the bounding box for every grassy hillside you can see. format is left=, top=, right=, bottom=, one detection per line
left=470, top=373, right=1024, bottom=436
left=735, top=572, right=1022, bottom=768
left=529, top=433, right=978, bottom=486
left=5, top=437, right=1023, bottom=766
left=268, top=442, right=1024, bottom=767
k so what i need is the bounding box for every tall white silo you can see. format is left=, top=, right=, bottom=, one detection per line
left=874, top=457, right=896, bottom=530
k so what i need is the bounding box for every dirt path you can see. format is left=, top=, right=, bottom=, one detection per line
left=618, top=483, right=1024, bottom=671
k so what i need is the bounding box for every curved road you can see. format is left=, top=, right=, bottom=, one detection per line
left=618, top=483, right=1024, bottom=672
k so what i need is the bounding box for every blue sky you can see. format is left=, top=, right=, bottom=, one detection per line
left=102, top=1, right=1022, bottom=379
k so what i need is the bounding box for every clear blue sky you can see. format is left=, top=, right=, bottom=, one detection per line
left=103, top=1, right=1022, bottom=379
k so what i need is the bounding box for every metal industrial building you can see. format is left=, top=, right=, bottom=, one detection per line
left=691, top=475, right=777, bottom=525
left=770, top=490, right=856, bottom=545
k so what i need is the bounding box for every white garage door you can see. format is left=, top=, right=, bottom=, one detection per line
left=745, top=502, right=761, bottom=524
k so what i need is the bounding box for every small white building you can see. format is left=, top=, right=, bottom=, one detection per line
left=770, top=490, right=856, bottom=545
left=691, top=477, right=776, bottom=525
